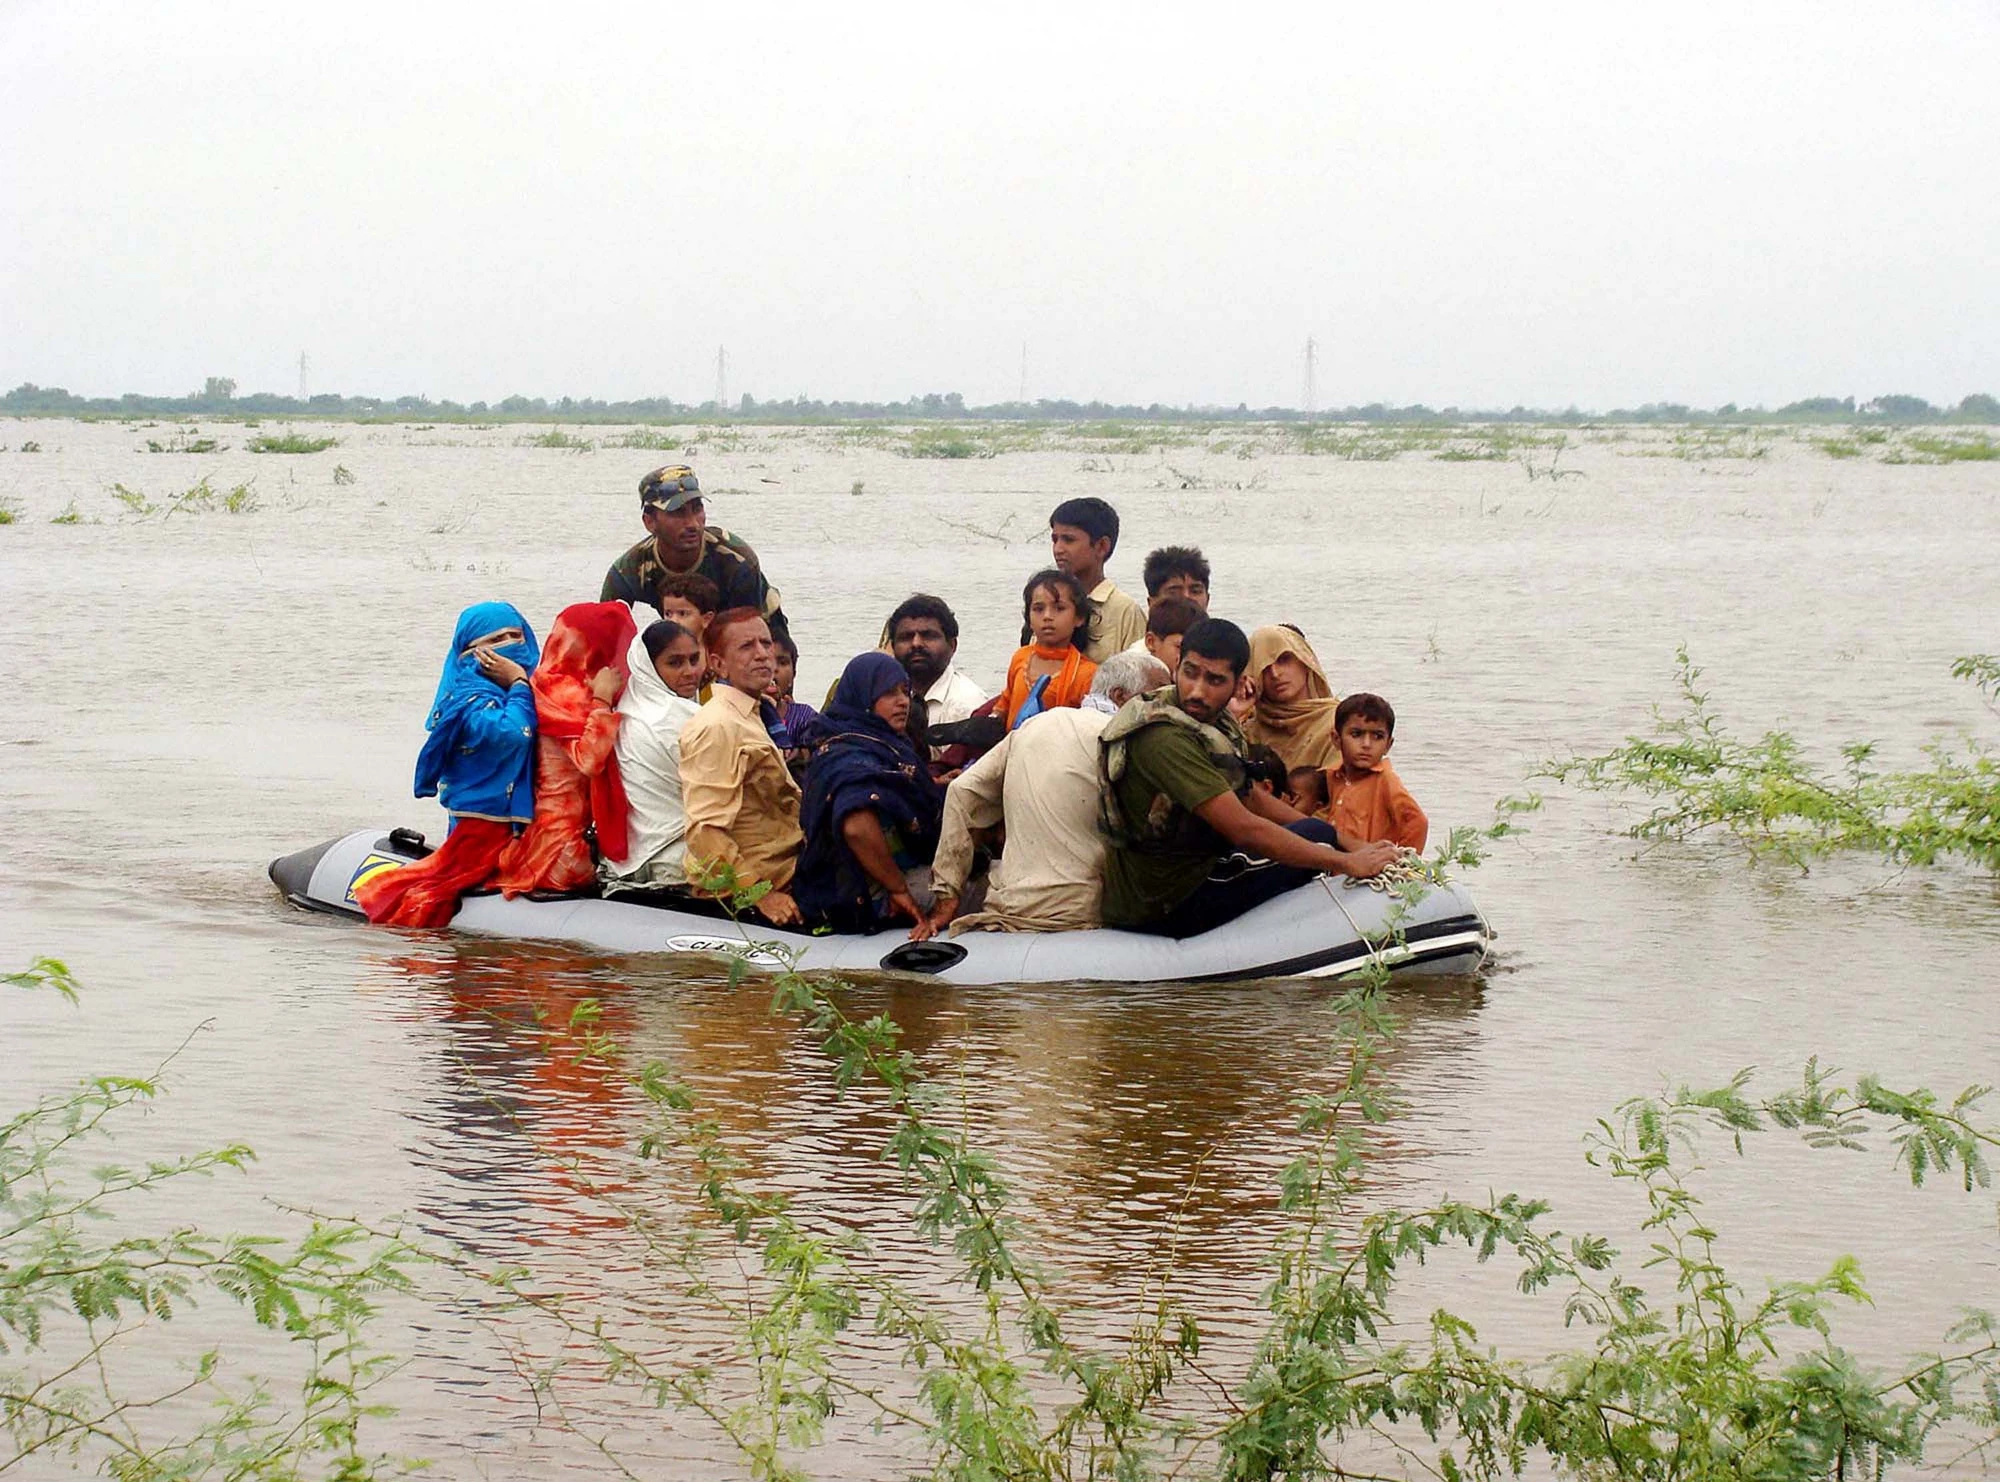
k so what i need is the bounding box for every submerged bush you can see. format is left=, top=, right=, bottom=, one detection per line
left=247, top=432, right=339, bottom=454
left=1904, top=435, right=2000, bottom=463
left=519, top=427, right=594, bottom=450
left=367, top=863, right=2000, bottom=1480
left=16, top=828, right=2000, bottom=1477
left=2, top=959, right=421, bottom=1477
left=1544, top=646, right=2000, bottom=872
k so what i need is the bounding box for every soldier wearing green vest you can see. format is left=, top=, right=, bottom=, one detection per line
left=601, top=464, right=790, bottom=648
left=1098, top=618, right=1397, bottom=936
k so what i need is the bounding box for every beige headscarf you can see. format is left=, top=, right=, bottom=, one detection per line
left=1241, top=626, right=1342, bottom=769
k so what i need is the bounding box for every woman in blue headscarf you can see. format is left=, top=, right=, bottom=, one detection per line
left=794, top=652, right=946, bottom=932
left=356, top=601, right=541, bottom=927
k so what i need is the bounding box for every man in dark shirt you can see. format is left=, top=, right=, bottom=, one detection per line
left=600, top=464, right=790, bottom=646
left=1099, top=618, right=1396, bottom=936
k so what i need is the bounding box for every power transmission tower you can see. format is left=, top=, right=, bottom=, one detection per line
left=714, top=346, right=728, bottom=412
left=1301, top=336, right=1317, bottom=417
left=298, top=352, right=309, bottom=402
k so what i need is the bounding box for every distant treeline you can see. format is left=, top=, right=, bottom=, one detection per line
left=4, top=379, right=1997, bottom=426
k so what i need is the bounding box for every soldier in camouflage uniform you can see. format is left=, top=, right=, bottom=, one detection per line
left=599, top=464, right=790, bottom=647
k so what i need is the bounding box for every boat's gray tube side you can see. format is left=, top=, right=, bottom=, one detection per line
left=272, top=829, right=1492, bottom=985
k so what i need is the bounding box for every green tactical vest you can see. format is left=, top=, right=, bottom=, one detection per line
left=1097, top=686, right=1249, bottom=852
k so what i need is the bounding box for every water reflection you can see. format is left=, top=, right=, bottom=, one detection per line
left=368, top=929, right=1490, bottom=1343
left=379, top=938, right=644, bottom=1258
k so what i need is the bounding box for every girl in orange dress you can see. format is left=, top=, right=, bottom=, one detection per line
left=493, top=602, right=638, bottom=896
left=998, top=568, right=1097, bottom=730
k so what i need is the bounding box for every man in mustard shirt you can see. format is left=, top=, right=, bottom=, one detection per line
left=678, top=608, right=804, bottom=925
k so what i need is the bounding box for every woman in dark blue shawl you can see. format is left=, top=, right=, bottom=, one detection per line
left=794, top=652, right=946, bottom=932
left=356, top=601, right=541, bottom=927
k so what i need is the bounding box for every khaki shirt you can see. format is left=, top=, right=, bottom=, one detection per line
left=1083, top=579, right=1147, bottom=663
left=679, top=684, right=803, bottom=894
left=933, top=707, right=1111, bottom=933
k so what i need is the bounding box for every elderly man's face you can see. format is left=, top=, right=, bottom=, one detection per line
left=891, top=616, right=955, bottom=689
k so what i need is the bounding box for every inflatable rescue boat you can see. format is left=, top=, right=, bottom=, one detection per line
left=271, top=828, right=1494, bottom=985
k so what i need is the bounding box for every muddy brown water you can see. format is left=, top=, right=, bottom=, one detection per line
left=4, top=418, right=1999, bottom=1476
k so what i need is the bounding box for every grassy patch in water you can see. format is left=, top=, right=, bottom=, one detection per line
left=520, top=427, right=595, bottom=451
left=1634, top=428, right=1775, bottom=461
left=609, top=428, right=684, bottom=451
left=144, top=434, right=226, bottom=454
left=1904, top=434, right=2000, bottom=463
left=905, top=428, right=985, bottom=459
left=247, top=432, right=339, bottom=454
left=0, top=499, right=17, bottom=525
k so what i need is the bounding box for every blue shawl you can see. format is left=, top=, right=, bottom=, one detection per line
left=413, top=601, right=541, bottom=822
left=795, top=652, right=944, bottom=929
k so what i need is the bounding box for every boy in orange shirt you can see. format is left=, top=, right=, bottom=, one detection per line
left=1317, top=693, right=1428, bottom=851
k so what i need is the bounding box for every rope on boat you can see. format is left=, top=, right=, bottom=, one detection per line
left=1321, top=849, right=1440, bottom=977
left=1336, top=848, right=1441, bottom=892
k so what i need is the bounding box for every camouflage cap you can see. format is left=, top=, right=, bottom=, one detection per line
left=640, top=464, right=702, bottom=512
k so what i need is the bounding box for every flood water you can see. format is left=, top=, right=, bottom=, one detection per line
left=4, top=416, right=1999, bottom=1477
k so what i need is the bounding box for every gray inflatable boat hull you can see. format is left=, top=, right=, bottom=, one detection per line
left=270, top=828, right=1493, bottom=985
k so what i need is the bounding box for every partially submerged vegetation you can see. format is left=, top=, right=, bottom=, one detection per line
left=519, top=426, right=595, bottom=451
left=18, top=815, right=2000, bottom=1478
left=1545, top=647, right=2000, bottom=873
left=3, top=958, right=421, bottom=1479
left=143, top=432, right=226, bottom=454
left=246, top=431, right=339, bottom=454
left=103, top=475, right=261, bottom=518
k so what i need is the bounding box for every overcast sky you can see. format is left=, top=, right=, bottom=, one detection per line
left=3, top=1, right=1996, bottom=411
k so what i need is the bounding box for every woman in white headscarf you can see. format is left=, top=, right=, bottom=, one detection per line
left=600, top=619, right=707, bottom=891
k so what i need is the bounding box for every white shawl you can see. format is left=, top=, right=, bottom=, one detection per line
left=603, top=632, right=702, bottom=883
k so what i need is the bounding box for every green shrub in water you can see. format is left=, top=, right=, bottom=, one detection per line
left=247, top=431, right=340, bottom=454
left=904, top=426, right=988, bottom=459
left=16, top=825, right=2000, bottom=1478
left=399, top=857, right=2000, bottom=1480
left=2, top=959, right=422, bottom=1478
left=1904, top=435, right=2000, bottom=463
left=1544, top=645, right=2000, bottom=872
left=520, top=427, right=594, bottom=450
left=612, top=428, right=685, bottom=451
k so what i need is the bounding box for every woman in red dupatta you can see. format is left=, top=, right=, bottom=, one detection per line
left=493, top=602, right=637, bottom=896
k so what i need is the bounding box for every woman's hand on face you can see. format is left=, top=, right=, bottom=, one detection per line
left=754, top=889, right=803, bottom=926
left=474, top=647, right=528, bottom=689
left=589, top=666, right=624, bottom=705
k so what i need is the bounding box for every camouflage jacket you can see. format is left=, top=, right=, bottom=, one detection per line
left=599, top=526, right=789, bottom=645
